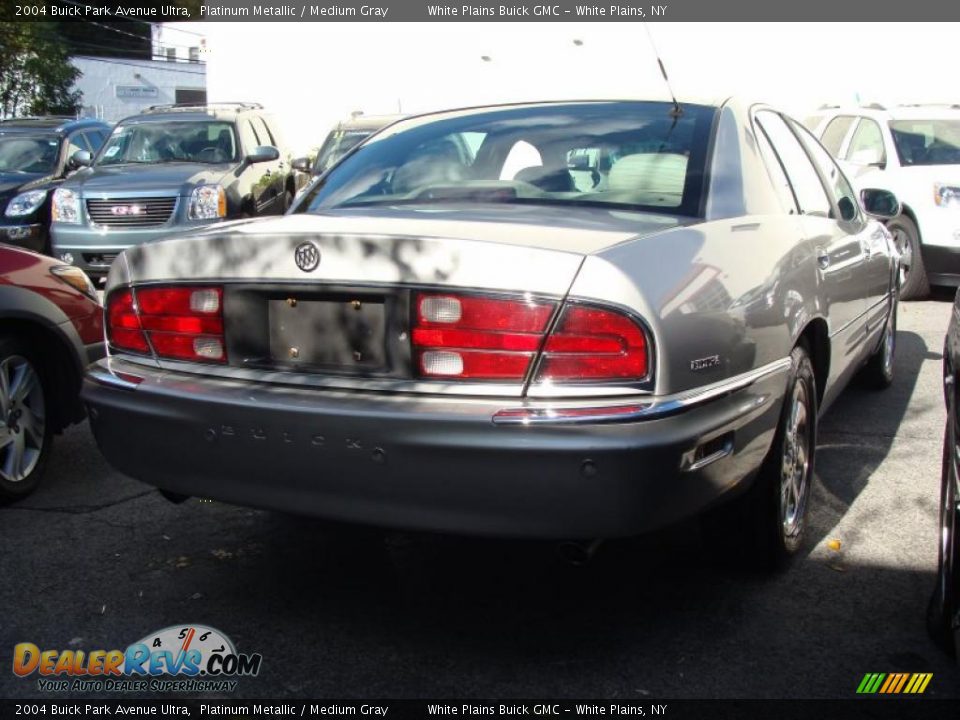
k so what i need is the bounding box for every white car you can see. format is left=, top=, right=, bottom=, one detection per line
left=810, top=104, right=960, bottom=299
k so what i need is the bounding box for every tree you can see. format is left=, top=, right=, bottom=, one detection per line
left=0, top=23, right=82, bottom=118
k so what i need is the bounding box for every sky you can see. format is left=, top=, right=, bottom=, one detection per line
left=164, top=22, right=960, bottom=153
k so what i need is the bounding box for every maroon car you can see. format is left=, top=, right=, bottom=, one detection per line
left=0, top=244, right=103, bottom=500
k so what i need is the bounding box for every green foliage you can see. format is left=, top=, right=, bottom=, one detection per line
left=0, top=23, right=82, bottom=118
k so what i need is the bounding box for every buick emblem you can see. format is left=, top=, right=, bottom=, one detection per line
left=294, top=241, right=320, bottom=272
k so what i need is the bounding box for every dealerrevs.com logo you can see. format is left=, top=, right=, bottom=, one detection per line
left=12, top=624, right=262, bottom=693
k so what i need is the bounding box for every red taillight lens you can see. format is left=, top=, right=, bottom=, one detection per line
left=536, top=305, right=648, bottom=381
left=106, top=289, right=149, bottom=354
left=106, top=286, right=226, bottom=363
left=412, top=293, right=556, bottom=380
left=411, top=293, right=650, bottom=384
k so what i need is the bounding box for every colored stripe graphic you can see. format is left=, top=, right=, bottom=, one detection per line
left=857, top=673, right=932, bottom=694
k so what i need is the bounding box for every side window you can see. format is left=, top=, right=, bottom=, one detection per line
left=754, top=123, right=799, bottom=214
left=65, top=133, right=91, bottom=164
left=845, top=118, right=885, bottom=166
left=791, top=119, right=860, bottom=222
left=253, top=116, right=276, bottom=147
left=239, top=120, right=260, bottom=153
left=83, top=131, right=107, bottom=153
left=755, top=111, right=831, bottom=218
left=820, top=116, right=855, bottom=156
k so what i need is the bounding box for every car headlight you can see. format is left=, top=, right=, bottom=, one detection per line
left=934, top=183, right=960, bottom=208
left=188, top=185, right=226, bottom=220
left=52, top=188, right=81, bottom=224
left=50, top=265, right=98, bottom=301
left=4, top=189, right=48, bottom=218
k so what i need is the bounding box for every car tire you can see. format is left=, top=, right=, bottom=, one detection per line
left=889, top=214, right=929, bottom=301
left=0, top=336, right=53, bottom=502
left=927, top=422, right=960, bottom=658
left=860, top=294, right=897, bottom=390
left=702, top=344, right=817, bottom=571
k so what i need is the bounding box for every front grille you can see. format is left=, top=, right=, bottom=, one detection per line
left=86, top=197, right=177, bottom=228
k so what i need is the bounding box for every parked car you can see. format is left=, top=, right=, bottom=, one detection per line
left=0, top=116, right=112, bottom=255
left=810, top=104, right=960, bottom=300
left=0, top=244, right=103, bottom=500
left=930, top=289, right=960, bottom=658
left=83, top=98, right=900, bottom=568
left=292, top=114, right=406, bottom=178
left=50, top=102, right=296, bottom=280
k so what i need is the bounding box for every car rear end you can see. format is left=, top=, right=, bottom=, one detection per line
left=82, top=221, right=784, bottom=539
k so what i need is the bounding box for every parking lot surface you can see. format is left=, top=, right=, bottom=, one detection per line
left=2, top=296, right=959, bottom=699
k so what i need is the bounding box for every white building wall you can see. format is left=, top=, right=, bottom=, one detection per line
left=71, top=55, right=207, bottom=123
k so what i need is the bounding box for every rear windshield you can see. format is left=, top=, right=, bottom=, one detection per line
left=298, top=102, right=716, bottom=217
left=890, top=119, right=960, bottom=166
left=97, top=121, right=239, bottom=166
left=313, top=130, right=373, bottom=174
left=0, top=136, right=59, bottom=174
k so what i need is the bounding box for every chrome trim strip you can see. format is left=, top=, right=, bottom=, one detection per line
left=682, top=438, right=735, bottom=473
left=491, top=357, right=792, bottom=425
left=87, top=365, right=142, bottom=391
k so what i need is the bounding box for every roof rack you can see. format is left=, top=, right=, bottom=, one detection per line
left=141, top=102, right=263, bottom=114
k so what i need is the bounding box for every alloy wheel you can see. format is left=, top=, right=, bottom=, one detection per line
left=892, top=227, right=912, bottom=288
left=780, top=380, right=811, bottom=537
left=0, top=355, right=46, bottom=483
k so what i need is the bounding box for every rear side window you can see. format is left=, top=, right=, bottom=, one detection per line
left=820, top=116, right=855, bottom=156
left=755, top=111, right=832, bottom=218
left=754, top=123, right=799, bottom=214
left=845, top=118, right=885, bottom=166
left=791, top=119, right=860, bottom=222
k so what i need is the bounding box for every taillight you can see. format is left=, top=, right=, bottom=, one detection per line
left=106, top=286, right=226, bottom=363
left=535, top=305, right=648, bottom=382
left=411, top=292, right=650, bottom=384
left=412, top=293, right=556, bottom=380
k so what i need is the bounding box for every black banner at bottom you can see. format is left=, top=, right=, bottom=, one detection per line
left=2, top=699, right=960, bottom=720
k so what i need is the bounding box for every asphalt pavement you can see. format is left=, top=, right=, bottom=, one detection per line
left=2, top=295, right=959, bottom=700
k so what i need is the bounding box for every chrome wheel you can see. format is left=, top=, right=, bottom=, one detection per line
left=780, top=380, right=811, bottom=537
left=0, top=355, right=46, bottom=483
left=892, top=226, right=912, bottom=288
left=882, top=310, right=896, bottom=379
left=937, top=449, right=957, bottom=619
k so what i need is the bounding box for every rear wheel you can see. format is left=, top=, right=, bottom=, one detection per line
left=928, top=423, right=960, bottom=658
left=889, top=214, right=929, bottom=300
left=0, top=336, right=52, bottom=502
left=860, top=294, right=897, bottom=389
left=702, top=344, right=817, bottom=571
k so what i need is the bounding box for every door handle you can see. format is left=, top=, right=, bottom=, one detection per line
left=816, top=249, right=830, bottom=270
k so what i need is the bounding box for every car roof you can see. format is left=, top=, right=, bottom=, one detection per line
left=122, top=102, right=265, bottom=125
left=0, top=116, right=110, bottom=134
left=816, top=104, right=960, bottom=122
left=333, top=114, right=408, bottom=132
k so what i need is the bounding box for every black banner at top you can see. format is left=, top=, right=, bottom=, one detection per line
left=4, top=0, right=960, bottom=22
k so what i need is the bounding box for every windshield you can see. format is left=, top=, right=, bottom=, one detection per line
left=97, top=121, right=239, bottom=166
left=0, top=136, right=60, bottom=174
left=313, top=130, right=373, bottom=174
left=297, top=102, right=716, bottom=217
left=890, top=118, right=960, bottom=166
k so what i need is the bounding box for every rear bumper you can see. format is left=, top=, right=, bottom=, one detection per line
left=82, top=357, right=788, bottom=539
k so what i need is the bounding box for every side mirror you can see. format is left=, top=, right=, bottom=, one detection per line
left=291, top=156, right=312, bottom=173
left=246, top=145, right=280, bottom=164
left=860, top=188, right=901, bottom=220
left=69, top=150, right=92, bottom=170
left=837, top=196, right=857, bottom=222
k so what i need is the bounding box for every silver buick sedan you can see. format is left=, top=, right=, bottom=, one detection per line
left=82, top=98, right=901, bottom=569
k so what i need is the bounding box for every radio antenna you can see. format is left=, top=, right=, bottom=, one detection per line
left=643, top=24, right=682, bottom=118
